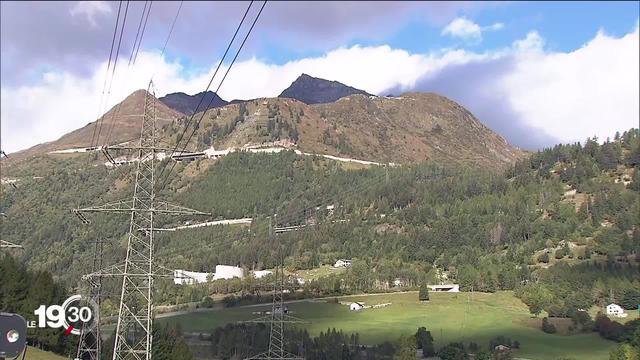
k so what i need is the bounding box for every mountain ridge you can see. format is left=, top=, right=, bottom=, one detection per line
left=279, top=73, right=371, bottom=104
left=7, top=89, right=183, bottom=162
left=173, top=91, right=525, bottom=170
left=7, top=75, right=525, bottom=170
left=159, top=91, right=228, bottom=115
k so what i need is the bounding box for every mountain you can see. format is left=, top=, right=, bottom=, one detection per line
left=279, top=73, right=371, bottom=104
left=9, top=89, right=524, bottom=170
left=186, top=92, right=525, bottom=170
left=8, top=90, right=183, bottom=161
left=160, top=91, right=228, bottom=115
left=1, top=126, right=637, bottom=294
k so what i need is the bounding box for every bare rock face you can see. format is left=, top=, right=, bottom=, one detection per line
left=279, top=73, right=371, bottom=104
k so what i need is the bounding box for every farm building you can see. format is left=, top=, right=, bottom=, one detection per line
left=350, top=302, right=365, bottom=311
left=428, top=284, right=460, bottom=292
left=606, top=303, right=628, bottom=317
left=334, top=259, right=352, bottom=268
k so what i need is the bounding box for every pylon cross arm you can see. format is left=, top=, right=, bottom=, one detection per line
left=243, top=314, right=307, bottom=324
left=104, top=145, right=177, bottom=152
left=82, top=262, right=200, bottom=282
left=152, top=201, right=211, bottom=216
left=246, top=351, right=304, bottom=360
left=74, top=199, right=134, bottom=214
left=82, top=262, right=127, bottom=280
left=73, top=200, right=210, bottom=216
left=0, top=239, right=22, bottom=248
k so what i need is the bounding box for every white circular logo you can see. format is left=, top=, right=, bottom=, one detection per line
left=33, top=295, right=99, bottom=335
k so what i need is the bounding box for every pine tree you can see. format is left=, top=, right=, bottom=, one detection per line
left=415, top=327, right=435, bottom=357
left=419, top=282, right=430, bottom=301
left=394, top=335, right=417, bottom=360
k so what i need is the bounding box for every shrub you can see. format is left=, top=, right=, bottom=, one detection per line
left=542, top=317, right=557, bottom=334
left=538, top=253, right=550, bottom=263
left=201, top=296, right=215, bottom=308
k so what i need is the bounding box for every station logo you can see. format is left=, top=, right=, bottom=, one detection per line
left=30, top=295, right=98, bottom=336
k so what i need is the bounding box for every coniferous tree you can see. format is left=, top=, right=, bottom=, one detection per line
left=419, top=282, right=430, bottom=301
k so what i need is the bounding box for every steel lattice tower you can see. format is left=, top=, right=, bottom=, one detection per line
left=73, top=81, right=208, bottom=360
left=246, top=264, right=304, bottom=360
left=75, top=238, right=104, bottom=360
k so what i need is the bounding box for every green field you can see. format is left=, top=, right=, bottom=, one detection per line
left=160, top=291, right=619, bottom=360
left=24, top=346, right=69, bottom=359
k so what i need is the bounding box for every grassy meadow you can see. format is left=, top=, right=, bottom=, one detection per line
left=160, top=291, right=619, bottom=360
left=24, top=346, right=70, bottom=360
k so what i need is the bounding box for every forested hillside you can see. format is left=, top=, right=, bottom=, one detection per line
left=1, top=129, right=638, bottom=306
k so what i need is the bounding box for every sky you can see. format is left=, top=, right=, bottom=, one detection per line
left=1, top=1, right=638, bottom=153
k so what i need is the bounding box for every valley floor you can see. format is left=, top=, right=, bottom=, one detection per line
left=159, top=291, right=620, bottom=360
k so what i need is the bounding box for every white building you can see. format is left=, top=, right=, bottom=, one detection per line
left=606, top=303, right=628, bottom=317
left=350, top=302, right=364, bottom=311
left=173, top=270, right=211, bottom=285
left=253, top=270, right=273, bottom=279
left=204, top=147, right=233, bottom=159
left=174, top=265, right=244, bottom=284
left=213, top=265, right=244, bottom=280
left=334, top=259, right=352, bottom=268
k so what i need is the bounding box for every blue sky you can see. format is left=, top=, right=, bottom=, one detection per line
left=1, top=1, right=638, bottom=152
left=176, top=2, right=640, bottom=67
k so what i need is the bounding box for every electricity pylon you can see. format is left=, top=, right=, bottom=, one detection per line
left=75, top=238, right=104, bottom=360
left=245, top=262, right=305, bottom=360
left=73, top=81, right=209, bottom=360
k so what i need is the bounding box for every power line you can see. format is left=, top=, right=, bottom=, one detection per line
left=156, top=1, right=268, bottom=193
left=154, top=1, right=256, bottom=188
left=154, top=0, right=181, bottom=63
left=131, top=1, right=153, bottom=66
left=89, top=0, right=124, bottom=150
left=103, top=0, right=183, bottom=149
left=103, top=0, right=155, bottom=147
left=127, top=1, right=149, bottom=66
left=95, top=0, right=130, bottom=147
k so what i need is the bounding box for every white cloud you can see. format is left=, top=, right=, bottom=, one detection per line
left=502, top=28, right=639, bottom=144
left=513, top=31, right=545, bottom=53
left=486, top=22, right=504, bottom=31
left=1, top=27, right=638, bottom=152
left=442, top=17, right=482, bottom=40
left=70, top=1, right=111, bottom=28
left=441, top=17, right=505, bottom=42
